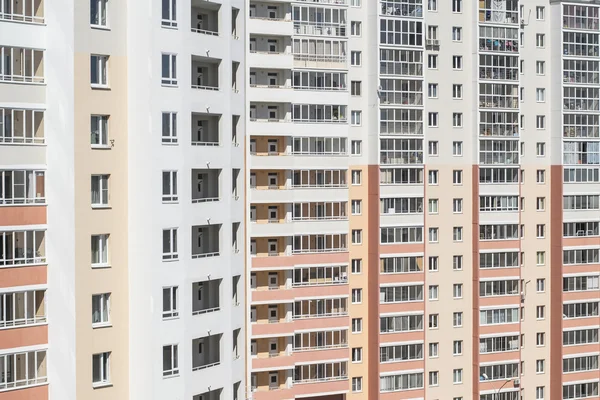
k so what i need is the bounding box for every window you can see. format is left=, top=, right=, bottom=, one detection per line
left=452, top=0, right=462, bottom=12
left=452, top=56, right=462, bottom=70
left=453, top=312, right=463, bottom=327
left=536, top=332, right=545, bottom=346
left=536, top=224, right=545, bottom=238
left=351, top=110, right=362, bottom=126
left=520, top=59, right=524, bottom=74
left=536, top=61, right=545, bottom=75
left=536, top=88, right=546, bottom=102
left=536, top=6, right=545, bottom=20
left=352, top=170, right=362, bottom=185
left=351, top=140, right=362, bottom=155
left=453, top=256, right=463, bottom=271
left=453, top=227, right=463, bottom=242
left=429, top=285, right=439, bottom=300
left=351, top=81, right=362, bottom=96
left=453, top=141, right=463, bottom=156
left=453, top=369, right=463, bottom=384
left=429, top=314, right=438, bottom=328
left=452, top=27, right=462, bottom=41
left=91, top=175, right=109, bottom=206
left=453, top=170, right=463, bottom=184
left=90, top=0, right=108, bottom=26
left=352, top=318, right=362, bottom=333
left=428, top=112, right=438, bottom=127
left=161, top=53, right=177, bottom=86
left=536, top=386, right=545, bottom=400
left=351, top=51, right=362, bottom=66
left=536, top=115, right=545, bottom=129
left=162, top=228, right=178, bottom=260
left=428, top=256, right=438, bottom=271
left=352, top=347, right=362, bottom=362
left=429, top=371, right=439, bottom=386
left=429, top=342, right=438, bottom=357
left=536, top=197, right=545, bottom=211
left=91, top=115, right=109, bottom=147
left=162, top=171, right=178, bottom=202
left=536, top=279, right=545, bottom=292
left=90, top=55, right=108, bottom=87
left=352, top=377, right=363, bottom=392
left=351, top=200, right=362, bottom=215
left=92, top=293, right=110, bottom=326
left=536, top=251, right=545, bottom=265
left=91, top=234, right=109, bottom=267
left=453, top=84, right=463, bottom=99
left=162, top=286, right=178, bottom=318
left=352, top=288, right=362, bottom=304
left=351, top=21, right=361, bottom=36
left=161, top=0, right=177, bottom=27
left=536, top=305, right=545, bottom=319
left=162, top=112, right=177, bottom=144
left=429, top=228, right=438, bottom=243
left=536, top=359, right=545, bottom=373
left=536, top=34, right=545, bottom=48
left=453, top=199, right=463, bottom=213
left=536, top=142, right=545, bottom=156
left=428, top=83, right=438, bottom=98
left=350, top=0, right=361, bottom=6
left=92, top=352, right=110, bottom=386
left=428, top=199, right=438, bottom=214
left=428, top=170, right=438, bottom=184
left=352, top=229, right=362, bottom=244
left=453, top=283, right=463, bottom=298
left=453, top=113, right=463, bottom=127
left=428, top=0, right=437, bottom=11
left=428, top=54, right=437, bottom=69
left=352, top=259, right=362, bottom=274
left=427, top=25, right=438, bottom=40
left=162, top=345, right=179, bottom=377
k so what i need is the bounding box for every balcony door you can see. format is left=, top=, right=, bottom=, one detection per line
left=196, top=67, right=204, bottom=87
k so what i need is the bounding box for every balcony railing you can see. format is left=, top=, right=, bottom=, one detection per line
left=0, top=47, right=44, bottom=83
left=192, top=361, right=220, bottom=371
left=0, top=0, right=44, bottom=24
left=191, top=84, right=219, bottom=91
left=192, top=251, right=219, bottom=259
left=295, top=0, right=347, bottom=4
left=293, top=22, right=346, bottom=37
left=192, top=197, right=219, bottom=203
left=191, top=28, right=219, bottom=36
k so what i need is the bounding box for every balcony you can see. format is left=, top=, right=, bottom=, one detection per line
left=0, top=170, right=45, bottom=205
left=192, top=334, right=222, bottom=371
left=478, top=0, right=518, bottom=25
left=293, top=265, right=348, bottom=287
left=0, top=47, right=44, bottom=84
left=293, top=361, right=348, bottom=384
left=191, top=56, right=220, bottom=91
left=0, top=108, right=45, bottom=145
left=193, top=388, right=222, bottom=400
left=191, top=112, right=220, bottom=146
left=0, top=349, right=47, bottom=391
left=249, top=5, right=292, bottom=36
left=249, top=36, right=293, bottom=69
left=191, top=224, right=220, bottom=259
left=293, top=297, right=348, bottom=319
left=0, top=290, right=46, bottom=328
left=0, top=0, right=44, bottom=24
left=251, top=370, right=290, bottom=393
left=191, top=1, right=220, bottom=36
left=192, top=279, right=221, bottom=315
left=249, top=70, right=293, bottom=102
left=380, top=1, right=423, bottom=17
left=0, top=229, right=46, bottom=267
left=192, top=169, right=220, bottom=203
left=293, top=329, right=348, bottom=351
left=293, top=22, right=346, bottom=37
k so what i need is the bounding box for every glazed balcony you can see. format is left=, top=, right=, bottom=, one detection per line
left=0, top=47, right=44, bottom=84
left=293, top=361, right=348, bottom=384
left=191, top=1, right=220, bottom=36
left=191, top=224, right=220, bottom=259
left=0, top=108, right=44, bottom=144
left=0, top=289, right=46, bottom=328
left=0, top=0, right=44, bottom=23
left=0, top=349, right=47, bottom=391
left=0, top=229, right=46, bottom=267
left=478, top=0, right=518, bottom=24
left=293, top=297, right=348, bottom=319
left=0, top=170, right=45, bottom=205
left=293, top=329, right=348, bottom=351
left=191, top=112, right=220, bottom=146
left=191, top=169, right=220, bottom=203
left=192, top=279, right=221, bottom=315
left=192, top=334, right=222, bottom=371
left=293, top=264, right=348, bottom=286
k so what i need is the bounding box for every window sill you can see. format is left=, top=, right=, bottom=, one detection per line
left=161, top=83, right=179, bottom=88
left=90, top=24, right=111, bottom=31
left=162, top=257, right=179, bottom=263
left=91, top=264, right=111, bottom=269
left=91, top=85, right=111, bottom=91
left=91, top=205, right=111, bottom=210
left=92, top=382, right=112, bottom=389
left=162, top=315, right=180, bottom=321
left=163, top=373, right=180, bottom=380
left=92, top=322, right=112, bottom=329
left=91, top=145, right=111, bottom=150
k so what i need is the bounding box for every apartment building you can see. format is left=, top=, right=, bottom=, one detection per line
left=1, top=0, right=245, bottom=400
left=247, top=1, right=600, bottom=400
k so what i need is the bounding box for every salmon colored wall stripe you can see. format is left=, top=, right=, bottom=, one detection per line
left=471, top=166, right=480, bottom=399
left=0, top=206, right=46, bottom=226
left=549, top=165, right=563, bottom=395
left=0, top=266, right=47, bottom=288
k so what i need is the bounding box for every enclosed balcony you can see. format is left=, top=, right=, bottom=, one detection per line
left=192, top=169, right=220, bottom=203
left=191, top=56, right=220, bottom=91
left=0, top=0, right=44, bottom=23
left=0, top=349, right=47, bottom=390
left=0, top=170, right=45, bottom=205
left=292, top=170, right=346, bottom=188
left=0, top=229, right=46, bottom=267
left=293, top=264, right=347, bottom=286
left=192, top=334, right=222, bottom=371
left=478, top=0, right=518, bottom=24
left=293, top=234, right=347, bottom=254
left=294, top=329, right=348, bottom=351
left=0, top=108, right=44, bottom=144
left=0, top=47, right=44, bottom=83
left=191, top=0, right=220, bottom=35
left=191, top=112, right=220, bottom=146
left=294, top=361, right=347, bottom=384
left=0, top=289, right=46, bottom=328
left=192, top=279, right=221, bottom=315
left=292, top=5, right=347, bottom=37
left=191, top=224, right=220, bottom=258
left=293, top=298, right=348, bottom=319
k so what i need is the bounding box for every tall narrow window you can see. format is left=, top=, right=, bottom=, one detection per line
left=91, top=175, right=109, bottom=206
left=162, top=171, right=178, bottom=203
left=161, top=112, right=177, bottom=143
left=90, top=55, right=108, bottom=87
left=162, top=0, right=177, bottom=27
left=91, top=115, right=109, bottom=147
left=161, top=53, right=177, bottom=86
left=92, top=293, right=110, bottom=326
left=92, top=352, right=111, bottom=386
left=162, top=344, right=179, bottom=376
left=91, top=234, right=109, bottom=267
left=162, top=286, right=179, bottom=318
left=162, top=228, right=178, bottom=260
left=90, top=0, right=108, bottom=26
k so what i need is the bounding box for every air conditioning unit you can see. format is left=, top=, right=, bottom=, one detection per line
left=426, top=39, right=440, bottom=46
left=513, top=379, right=521, bottom=387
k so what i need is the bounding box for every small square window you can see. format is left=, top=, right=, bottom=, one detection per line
left=453, top=311, right=463, bottom=327
left=428, top=170, right=438, bottom=184
left=428, top=83, right=438, bottom=98
left=351, top=110, right=362, bottom=126
left=452, top=26, right=462, bottom=41
left=350, top=21, right=361, bottom=36
left=536, top=61, right=545, bottom=75
left=453, top=170, right=463, bottom=184
left=428, top=285, right=439, bottom=300
left=428, top=199, right=439, bottom=214
left=351, top=81, right=362, bottom=96
left=453, top=113, right=463, bottom=127
left=428, top=112, right=438, bottom=127
left=536, top=34, right=545, bottom=48
left=91, top=55, right=109, bottom=87
left=352, top=170, right=362, bottom=185
left=429, top=228, right=439, bottom=243
left=453, top=227, right=463, bottom=242
left=453, top=283, right=463, bottom=298
left=453, top=256, right=463, bottom=271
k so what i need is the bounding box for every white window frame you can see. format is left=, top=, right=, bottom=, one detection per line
left=162, top=0, right=177, bottom=27
left=92, top=352, right=111, bottom=387
left=162, top=286, right=179, bottom=318
left=91, top=115, right=109, bottom=147
left=90, top=55, right=109, bottom=88
left=91, top=234, right=109, bottom=267
left=162, top=344, right=179, bottom=377
left=162, top=170, right=178, bottom=203
left=92, top=293, right=110, bottom=327
left=91, top=174, right=109, bottom=207
left=90, top=0, right=108, bottom=27
left=162, top=228, right=178, bottom=260
left=162, top=112, right=177, bottom=144
left=161, top=53, right=178, bottom=86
